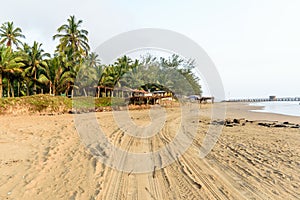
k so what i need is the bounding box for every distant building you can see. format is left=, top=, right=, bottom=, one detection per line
left=269, top=96, right=276, bottom=101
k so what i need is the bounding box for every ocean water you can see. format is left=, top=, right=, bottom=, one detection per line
left=249, top=101, right=300, bottom=117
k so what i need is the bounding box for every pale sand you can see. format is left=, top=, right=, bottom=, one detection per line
left=0, top=103, right=299, bottom=199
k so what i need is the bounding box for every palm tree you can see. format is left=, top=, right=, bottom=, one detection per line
left=86, top=52, right=101, bottom=69
left=111, top=55, right=139, bottom=87
left=53, top=15, right=90, bottom=58
left=99, top=65, right=117, bottom=88
left=4, top=57, right=24, bottom=98
left=39, top=54, right=81, bottom=96
left=72, top=52, right=101, bottom=96
left=75, top=62, right=98, bottom=96
left=0, top=45, right=24, bottom=98
left=22, top=42, right=50, bottom=95
left=11, top=68, right=24, bottom=97
left=53, top=16, right=90, bottom=97
left=0, top=22, right=25, bottom=48
left=96, top=56, right=138, bottom=97
left=123, top=54, right=159, bottom=89
left=38, top=56, right=61, bottom=95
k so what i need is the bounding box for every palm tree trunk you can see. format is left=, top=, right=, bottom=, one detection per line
left=65, top=82, right=70, bottom=97
left=7, top=39, right=12, bottom=48
left=33, top=70, right=37, bottom=95
left=7, top=79, right=10, bottom=98
left=0, top=72, right=3, bottom=98
left=26, top=80, right=30, bottom=96
left=11, top=80, right=14, bottom=97
left=17, top=81, right=20, bottom=97
left=53, top=84, right=56, bottom=96
left=83, top=88, right=87, bottom=96
left=49, top=83, right=52, bottom=95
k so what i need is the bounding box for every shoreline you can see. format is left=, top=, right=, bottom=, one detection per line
left=249, top=101, right=300, bottom=117
left=1, top=100, right=299, bottom=124
left=221, top=102, right=300, bottom=124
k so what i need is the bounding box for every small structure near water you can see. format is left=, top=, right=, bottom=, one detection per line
left=269, top=96, right=276, bottom=101
left=129, top=90, right=173, bottom=105
left=187, top=95, right=214, bottom=104
left=94, top=85, right=214, bottom=105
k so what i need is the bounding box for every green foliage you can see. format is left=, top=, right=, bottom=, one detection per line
left=0, top=16, right=202, bottom=100
left=22, top=95, right=71, bottom=112
left=95, top=97, right=126, bottom=107
left=0, top=21, right=25, bottom=48
left=0, top=94, right=71, bottom=114
left=21, top=41, right=50, bottom=95
left=53, top=15, right=90, bottom=60
left=119, top=54, right=202, bottom=96
left=0, top=95, right=126, bottom=114
left=0, top=45, right=25, bottom=97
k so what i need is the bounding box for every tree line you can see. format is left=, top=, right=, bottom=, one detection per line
left=0, top=16, right=201, bottom=98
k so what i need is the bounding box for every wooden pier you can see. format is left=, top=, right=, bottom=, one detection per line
left=227, top=97, right=300, bottom=102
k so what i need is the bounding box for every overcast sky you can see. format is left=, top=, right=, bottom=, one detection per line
left=1, top=0, right=300, bottom=99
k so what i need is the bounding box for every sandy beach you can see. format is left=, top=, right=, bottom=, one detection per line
left=0, top=102, right=299, bottom=199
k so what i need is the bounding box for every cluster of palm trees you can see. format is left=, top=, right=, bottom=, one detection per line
left=0, top=16, right=201, bottom=99
left=0, top=16, right=96, bottom=98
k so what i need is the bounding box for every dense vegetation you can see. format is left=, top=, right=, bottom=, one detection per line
left=0, top=16, right=202, bottom=99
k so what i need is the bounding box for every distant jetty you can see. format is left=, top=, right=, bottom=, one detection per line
left=226, top=96, right=300, bottom=102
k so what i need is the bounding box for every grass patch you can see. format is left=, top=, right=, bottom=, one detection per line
left=0, top=95, right=127, bottom=114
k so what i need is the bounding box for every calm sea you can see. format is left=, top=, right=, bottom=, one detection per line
left=249, top=101, right=300, bottom=117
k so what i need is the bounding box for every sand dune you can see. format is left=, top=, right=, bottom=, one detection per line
left=0, top=103, right=299, bottom=199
